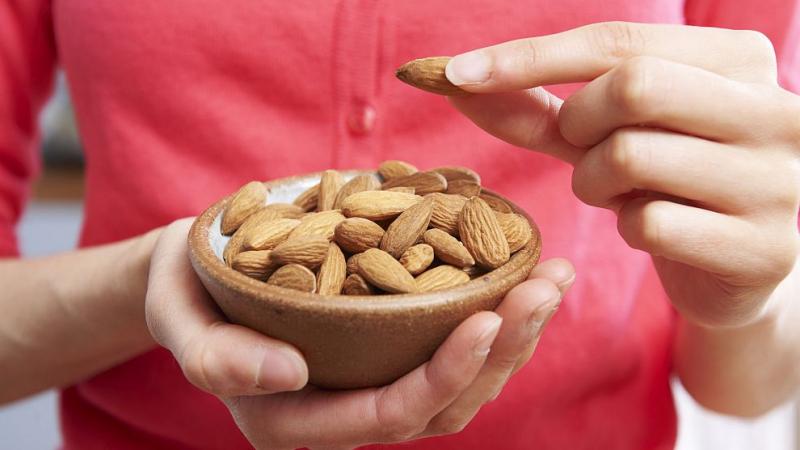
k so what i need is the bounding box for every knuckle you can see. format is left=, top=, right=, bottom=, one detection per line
left=609, top=57, right=658, bottom=116
left=429, top=416, right=469, bottom=436
left=619, top=200, right=666, bottom=252
left=735, top=30, right=778, bottom=80
left=590, top=22, right=647, bottom=60
left=605, top=130, right=648, bottom=183
left=374, top=394, right=426, bottom=442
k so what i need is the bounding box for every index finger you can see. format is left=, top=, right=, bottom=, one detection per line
left=445, top=22, right=777, bottom=91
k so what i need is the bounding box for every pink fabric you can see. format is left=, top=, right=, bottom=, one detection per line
left=1, top=0, right=798, bottom=448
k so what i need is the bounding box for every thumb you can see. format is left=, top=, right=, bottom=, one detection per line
left=447, top=88, right=583, bottom=165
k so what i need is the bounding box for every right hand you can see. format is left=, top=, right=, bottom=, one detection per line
left=145, top=219, right=574, bottom=449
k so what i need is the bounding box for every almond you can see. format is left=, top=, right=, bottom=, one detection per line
left=381, top=171, right=447, bottom=196
left=356, top=248, right=417, bottom=294
left=380, top=198, right=433, bottom=258
left=462, top=265, right=488, bottom=279
left=415, top=265, right=471, bottom=292
left=288, top=210, right=345, bottom=241
left=221, top=181, right=267, bottom=235
left=242, top=218, right=301, bottom=251
left=395, top=57, right=468, bottom=96
left=333, top=174, right=381, bottom=209
left=271, top=236, right=330, bottom=269
left=260, top=203, right=305, bottom=219
left=378, top=160, right=418, bottom=181
left=496, top=212, right=533, bottom=253
left=318, top=170, right=344, bottom=211
left=231, top=250, right=275, bottom=280
left=459, top=197, right=510, bottom=269
left=446, top=179, right=481, bottom=198
left=340, top=191, right=423, bottom=221
left=334, top=218, right=385, bottom=253
left=346, top=253, right=362, bottom=275
left=426, top=193, right=467, bottom=235
left=423, top=228, right=475, bottom=268
left=385, top=186, right=416, bottom=194
left=431, top=166, right=481, bottom=184
left=317, top=243, right=346, bottom=295
left=342, top=273, right=377, bottom=296
left=479, top=193, right=513, bottom=213
left=224, top=208, right=301, bottom=265
left=267, top=264, right=317, bottom=292
left=399, top=243, right=434, bottom=275
left=293, top=183, right=320, bottom=212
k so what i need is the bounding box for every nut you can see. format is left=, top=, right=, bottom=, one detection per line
left=334, top=218, right=385, bottom=254
left=399, top=244, right=434, bottom=275
left=395, top=57, right=468, bottom=96
left=459, top=197, right=510, bottom=269
left=317, top=243, right=346, bottom=295
left=267, top=264, right=317, bottom=292
left=380, top=197, right=433, bottom=258
left=221, top=181, right=267, bottom=235
left=423, top=228, right=475, bottom=268
left=416, top=265, right=471, bottom=292
left=356, top=248, right=417, bottom=294
left=340, top=191, right=423, bottom=221
left=378, top=160, right=418, bottom=180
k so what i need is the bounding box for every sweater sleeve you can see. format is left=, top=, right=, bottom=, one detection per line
left=0, top=2, right=57, bottom=256
left=684, top=0, right=800, bottom=93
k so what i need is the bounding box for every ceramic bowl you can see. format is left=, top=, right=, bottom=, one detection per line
left=188, top=170, right=542, bottom=389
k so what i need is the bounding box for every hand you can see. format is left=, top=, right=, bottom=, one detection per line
left=145, top=219, right=574, bottom=449
left=445, top=22, right=800, bottom=328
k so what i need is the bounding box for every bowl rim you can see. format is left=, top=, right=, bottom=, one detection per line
left=188, top=169, right=542, bottom=315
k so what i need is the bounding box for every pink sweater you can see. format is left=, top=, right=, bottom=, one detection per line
left=1, top=0, right=798, bottom=448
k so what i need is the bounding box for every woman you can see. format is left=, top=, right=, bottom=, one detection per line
left=1, top=1, right=799, bottom=449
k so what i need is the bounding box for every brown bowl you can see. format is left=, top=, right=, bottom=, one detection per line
left=188, top=170, right=542, bottom=389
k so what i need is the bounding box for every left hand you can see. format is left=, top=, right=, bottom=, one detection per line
left=445, top=22, right=800, bottom=328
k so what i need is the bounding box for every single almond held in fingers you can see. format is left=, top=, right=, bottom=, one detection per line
left=293, top=183, right=320, bottom=212
left=426, top=193, right=468, bottom=235
left=342, top=274, right=376, bottom=296
left=271, top=236, right=330, bottom=269
left=495, top=212, right=533, bottom=253
left=318, top=170, right=344, bottom=211
left=317, top=243, right=347, bottom=295
left=356, top=248, right=417, bottom=294
left=459, top=197, right=510, bottom=269
left=378, top=160, right=418, bottom=181
left=395, top=57, right=469, bottom=96
left=381, top=171, right=447, bottom=196
left=340, top=191, right=423, bottom=221
left=334, top=218, right=385, bottom=253
left=267, top=264, right=317, bottom=292
left=242, top=218, right=301, bottom=251
left=399, top=243, right=434, bottom=275
left=288, top=210, right=345, bottom=241
left=221, top=181, right=267, bottom=235
left=231, top=250, right=275, bottom=280
left=416, top=265, right=471, bottom=292
left=423, top=228, right=475, bottom=268
left=333, top=174, right=381, bottom=209
left=380, top=198, right=433, bottom=258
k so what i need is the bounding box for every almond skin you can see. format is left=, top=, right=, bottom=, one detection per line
left=224, top=207, right=301, bottom=265
left=340, top=191, right=423, bottom=221
left=334, top=218, right=385, bottom=253
left=431, top=166, right=481, bottom=184
left=318, top=170, right=344, bottom=211
left=380, top=198, right=433, bottom=258
left=415, top=265, right=471, bottom=292
left=221, top=181, right=267, bottom=235
left=333, top=174, right=381, bottom=209
left=317, top=243, right=347, bottom=295
left=446, top=179, right=481, bottom=198
left=242, top=218, right=302, bottom=251
left=271, top=236, right=330, bottom=269
left=293, top=183, right=320, bottom=212
left=385, top=186, right=416, bottom=194
left=346, top=253, right=362, bottom=275
left=459, top=197, right=510, bottom=269
left=231, top=250, right=275, bottom=280
left=423, top=228, right=475, bottom=268
left=378, top=160, right=418, bottom=181
left=356, top=248, right=417, bottom=294
left=288, top=210, right=346, bottom=241
left=399, top=243, right=434, bottom=275
left=479, top=193, right=513, bottom=213
left=426, top=193, right=467, bottom=235
left=267, top=264, right=317, bottom=292
left=259, top=203, right=305, bottom=220
left=395, top=57, right=468, bottom=96
left=495, top=212, right=533, bottom=253
left=381, top=171, right=447, bottom=196
left=342, top=273, right=377, bottom=295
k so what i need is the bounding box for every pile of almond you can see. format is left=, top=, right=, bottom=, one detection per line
left=220, top=161, right=533, bottom=295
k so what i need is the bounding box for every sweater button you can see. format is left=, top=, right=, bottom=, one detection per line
left=347, top=103, right=376, bottom=135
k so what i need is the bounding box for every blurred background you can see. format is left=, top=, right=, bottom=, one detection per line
left=0, top=78, right=796, bottom=449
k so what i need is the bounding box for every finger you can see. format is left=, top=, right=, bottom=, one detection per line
left=145, top=219, right=308, bottom=396
left=571, top=128, right=775, bottom=213
left=526, top=257, right=576, bottom=295
left=422, top=278, right=561, bottom=437
left=558, top=57, right=782, bottom=147
left=235, top=312, right=502, bottom=448
left=444, top=22, right=777, bottom=92
left=447, top=89, right=584, bottom=164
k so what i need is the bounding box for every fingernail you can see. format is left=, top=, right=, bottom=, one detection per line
left=528, top=296, right=561, bottom=332
left=557, top=273, right=576, bottom=290
left=473, top=316, right=503, bottom=357
left=257, top=348, right=306, bottom=392
left=446, top=51, right=492, bottom=85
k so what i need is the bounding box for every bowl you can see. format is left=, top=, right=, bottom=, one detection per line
left=188, top=170, right=542, bottom=389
